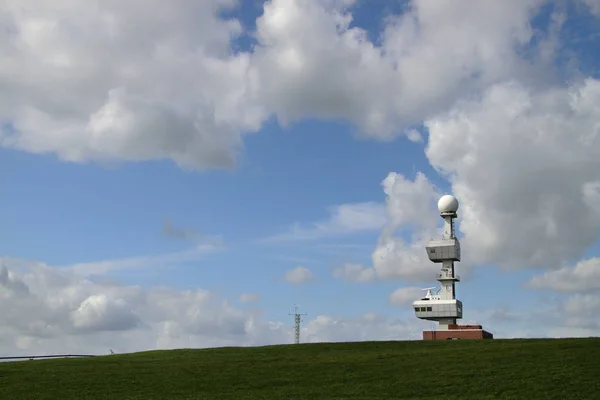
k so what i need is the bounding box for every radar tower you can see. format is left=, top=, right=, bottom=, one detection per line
left=413, top=194, right=493, bottom=340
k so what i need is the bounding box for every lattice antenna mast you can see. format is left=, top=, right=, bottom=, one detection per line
left=289, top=304, right=307, bottom=344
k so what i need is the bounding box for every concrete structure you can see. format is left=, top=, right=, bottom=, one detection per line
left=413, top=195, right=493, bottom=340
left=423, top=325, right=494, bottom=340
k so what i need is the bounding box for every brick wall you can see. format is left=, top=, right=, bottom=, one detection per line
left=423, top=329, right=493, bottom=340
left=448, top=324, right=483, bottom=330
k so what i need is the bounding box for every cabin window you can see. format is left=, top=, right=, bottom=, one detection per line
left=426, top=307, right=432, bottom=311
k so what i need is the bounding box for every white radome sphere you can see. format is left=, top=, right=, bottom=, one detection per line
left=438, top=194, right=459, bottom=214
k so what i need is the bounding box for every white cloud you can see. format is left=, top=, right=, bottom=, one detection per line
left=249, top=1, right=599, bottom=284
left=425, top=78, right=600, bottom=270
left=443, top=294, right=600, bottom=339
left=239, top=293, right=260, bottom=303
left=302, top=313, right=423, bottom=342
left=362, top=78, right=600, bottom=283
left=0, top=0, right=265, bottom=171
left=0, top=257, right=425, bottom=353
left=271, top=172, right=447, bottom=283
left=323, top=172, right=454, bottom=283
left=332, top=263, right=375, bottom=283
left=389, top=287, right=425, bottom=307
left=1, top=257, right=599, bottom=355
left=264, top=202, right=386, bottom=242
left=71, top=294, right=139, bottom=333
left=251, top=0, right=546, bottom=140
left=284, top=266, right=314, bottom=285
left=405, top=129, right=423, bottom=143
left=0, top=257, right=285, bottom=355
left=551, top=293, right=600, bottom=331
left=1, top=0, right=600, bottom=353
left=303, top=295, right=600, bottom=341
left=370, top=172, right=442, bottom=282
left=0, top=0, right=556, bottom=169
left=60, top=245, right=221, bottom=277
left=582, top=0, right=600, bottom=17
left=528, top=258, right=600, bottom=292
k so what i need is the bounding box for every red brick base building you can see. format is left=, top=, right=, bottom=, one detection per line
left=423, top=324, right=494, bottom=340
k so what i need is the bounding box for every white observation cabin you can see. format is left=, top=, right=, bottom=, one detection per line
left=413, top=194, right=463, bottom=330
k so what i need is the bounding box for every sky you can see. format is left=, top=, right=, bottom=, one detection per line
left=0, top=0, right=600, bottom=355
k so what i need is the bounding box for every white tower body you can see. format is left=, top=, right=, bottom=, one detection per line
left=413, top=195, right=463, bottom=330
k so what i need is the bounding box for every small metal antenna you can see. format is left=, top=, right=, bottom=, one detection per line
left=289, top=304, right=307, bottom=344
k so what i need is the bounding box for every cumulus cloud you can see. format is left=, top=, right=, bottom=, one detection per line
left=0, top=0, right=266, bottom=171
left=0, top=0, right=560, bottom=170
left=284, top=266, right=314, bottom=285
left=0, top=0, right=599, bottom=358
left=0, top=258, right=426, bottom=353
left=303, top=313, right=423, bottom=342
left=528, top=258, right=600, bottom=292
left=558, top=294, right=600, bottom=331
left=389, top=287, right=425, bottom=307
left=582, top=0, right=600, bottom=17
left=362, top=78, right=600, bottom=282
left=1, top=257, right=599, bottom=355
left=305, top=297, right=600, bottom=341
left=265, top=202, right=386, bottom=242
left=370, top=172, right=442, bottom=282
left=326, top=172, right=452, bottom=283
left=446, top=294, right=600, bottom=339
left=251, top=0, right=546, bottom=139
left=332, top=263, right=375, bottom=283
left=71, top=294, right=139, bottom=333
left=0, top=257, right=283, bottom=355
left=405, top=129, right=423, bottom=143
left=250, top=0, right=600, bottom=284
left=425, top=78, right=600, bottom=270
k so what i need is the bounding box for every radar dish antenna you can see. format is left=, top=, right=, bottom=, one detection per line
left=421, top=287, right=436, bottom=298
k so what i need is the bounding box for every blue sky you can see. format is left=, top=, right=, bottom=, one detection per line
left=0, top=0, right=600, bottom=352
left=1, top=117, right=439, bottom=320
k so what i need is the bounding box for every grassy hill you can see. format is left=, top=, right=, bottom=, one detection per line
left=0, top=338, right=598, bottom=399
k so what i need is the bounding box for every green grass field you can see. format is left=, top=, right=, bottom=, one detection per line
left=0, top=338, right=598, bottom=400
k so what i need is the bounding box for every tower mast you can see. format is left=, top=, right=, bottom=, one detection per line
left=289, top=305, right=307, bottom=344
left=413, top=195, right=462, bottom=329
left=436, top=200, right=461, bottom=328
